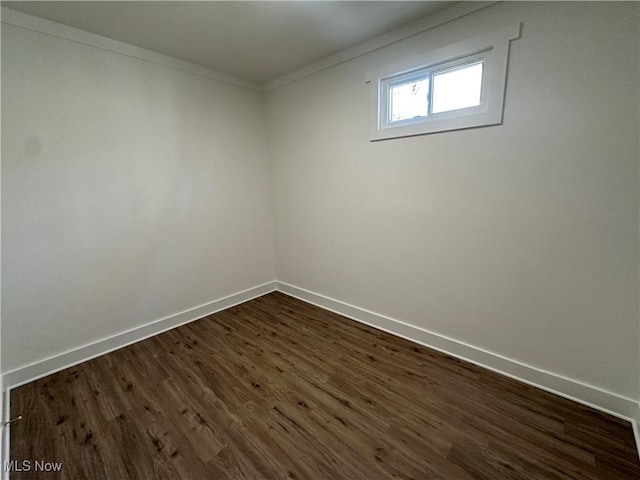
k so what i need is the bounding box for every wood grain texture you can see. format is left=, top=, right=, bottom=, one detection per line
left=10, top=292, right=640, bottom=479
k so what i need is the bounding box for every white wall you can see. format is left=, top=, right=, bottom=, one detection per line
left=1, top=23, right=275, bottom=373
left=0, top=15, right=3, bottom=451
left=267, top=2, right=640, bottom=400
left=2, top=1, right=639, bottom=414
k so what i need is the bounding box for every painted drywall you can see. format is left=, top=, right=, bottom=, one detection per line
left=266, top=1, right=640, bottom=400
left=0, top=14, right=3, bottom=450
left=1, top=23, right=275, bottom=372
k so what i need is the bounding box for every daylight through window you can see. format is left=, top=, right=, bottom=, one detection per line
left=386, top=59, right=484, bottom=125
left=367, top=24, right=521, bottom=140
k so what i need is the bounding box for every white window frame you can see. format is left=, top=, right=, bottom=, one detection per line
left=367, top=24, right=521, bottom=141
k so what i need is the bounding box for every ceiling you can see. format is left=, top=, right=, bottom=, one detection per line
left=2, top=1, right=454, bottom=85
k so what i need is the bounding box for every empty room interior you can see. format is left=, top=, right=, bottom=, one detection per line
left=1, top=0, right=640, bottom=478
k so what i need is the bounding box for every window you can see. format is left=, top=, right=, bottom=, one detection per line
left=382, top=56, right=484, bottom=127
left=367, top=24, right=521, bottom=141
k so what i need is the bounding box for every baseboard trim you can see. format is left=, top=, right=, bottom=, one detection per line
left=275, top=281, right=638, bottom=422
left=3, top=282, right=277, bottom=390
left=2, top=280, right=637, bottom=449
left=11, top=281, right=623, bottom=477
left=633, top=403, right=640, bottom=461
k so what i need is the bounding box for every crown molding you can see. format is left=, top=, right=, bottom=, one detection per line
left=263, top=1, right=499, bottom=91
left=0, top=7, right=263, bottom=92
left=2, top=3, right=500, bottom=93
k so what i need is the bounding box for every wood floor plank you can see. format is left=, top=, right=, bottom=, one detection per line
left=10, top=292, right=640, bottom=479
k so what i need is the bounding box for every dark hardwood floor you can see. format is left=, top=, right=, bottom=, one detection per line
left=10, top=292, right=640, bottom=479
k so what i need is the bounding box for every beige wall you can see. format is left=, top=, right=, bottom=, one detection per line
left=266, top=2, right=640, bottom=399
left=1, top=23, right=275, bottom=372
left=2, top=2, right=639, bottom=407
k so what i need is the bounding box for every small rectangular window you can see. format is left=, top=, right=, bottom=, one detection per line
left=367, top=24, right=521, bottom=141
left=382, top=57, right=485, bottom=129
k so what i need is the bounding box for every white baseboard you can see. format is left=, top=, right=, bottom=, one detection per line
left=2, top=282, right=276, bottom=390
left=276, top=281, right=639, bottom=422
left=633, top=403, right=640, bottom=461
left=1, top=279, right=638, bottom=457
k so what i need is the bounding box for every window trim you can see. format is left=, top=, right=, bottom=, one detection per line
left=381, top=53, right=487, bottom=128
left=366, top=23, right=521, bottom=141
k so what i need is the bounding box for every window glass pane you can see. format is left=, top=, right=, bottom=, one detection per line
left=389, top=77, right=429, bottom=122
left=432, top=62, right=483, bottom=114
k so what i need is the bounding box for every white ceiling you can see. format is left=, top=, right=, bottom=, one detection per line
left=2, top=1, right=454, bottom=85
